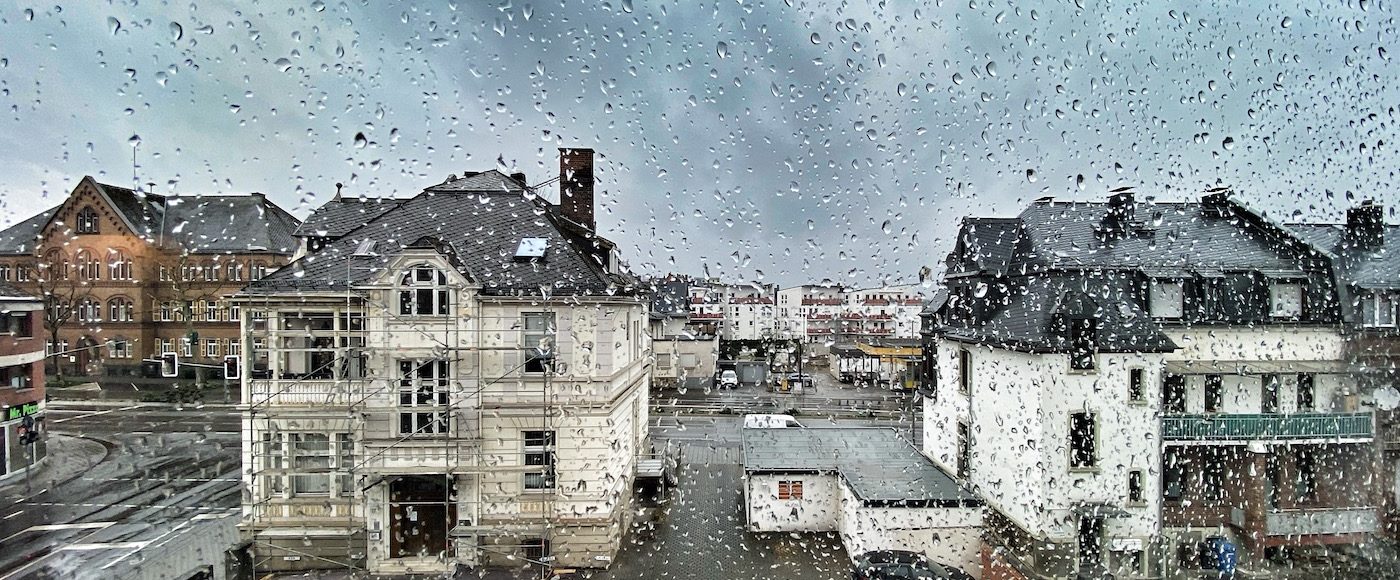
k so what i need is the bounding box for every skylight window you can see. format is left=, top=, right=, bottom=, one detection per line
left=353, top=239, right=376, bottom=256
left=515, top=237, right=548, bottom=260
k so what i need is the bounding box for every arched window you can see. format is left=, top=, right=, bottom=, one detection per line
left=108, top=297, right=134, bottom=322
left=75, top=249, right=100, bottom=280
left=226, top=261, right=244, bottom=281
left=108, top=250, right=133, bottom=280
left=398, top=265, right=450, bottom=316
left=251, top=261, right=269, bottom=281
left=41, top=249, right=68, bottom=280
left=78, top=296, right=102, bottom=322
left=76, top=206, right=99, bottom=234
left=202, top=261, right=218, bottom=282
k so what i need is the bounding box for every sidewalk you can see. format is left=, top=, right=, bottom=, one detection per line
left=47, top=380, right=239, bottom=404
left=0, top=433, right=109, bottom=496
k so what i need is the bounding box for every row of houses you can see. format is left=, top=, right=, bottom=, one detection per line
left=653, top=277, right=926, bottom=343
left=914, top=189, right=1397, bottom=578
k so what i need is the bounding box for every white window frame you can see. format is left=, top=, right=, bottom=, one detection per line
left=523, top=430, right=556, bottom=491
left=397, top=265, right=450, bottom=316
left=1269, top=281, right=1303, bottom=319
left=205, top=339, right=219, bottom=359
left=1149, top=279, right=1185, bottom=319
left=397, top=359, right=450, bottom=436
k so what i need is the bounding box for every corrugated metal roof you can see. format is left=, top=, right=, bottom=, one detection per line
left=742, top=427, right=981, bottom=506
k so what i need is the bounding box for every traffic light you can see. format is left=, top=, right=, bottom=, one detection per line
left=223, top=355, right=240, bottom=380
left=18, top=416, right=36, bottom=445
left=160, top=352, right=179, bottom=377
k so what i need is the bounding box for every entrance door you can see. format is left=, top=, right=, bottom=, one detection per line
left=1077, top=517, right=1104, bottom=572
left=389, top=476, right=455, bottom=559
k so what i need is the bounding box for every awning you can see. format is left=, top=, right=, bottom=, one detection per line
left=1164, top=360, right=1349, bottom=375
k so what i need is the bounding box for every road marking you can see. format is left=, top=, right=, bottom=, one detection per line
left=2, top=510, right=22, bottom=520
left=0, top=525, right=114, bottom=580
left=0, top=521, right=114, bottom=543
left=62, top=541, right=151, bottom=551
left=51, top=404, right=146, bottom=424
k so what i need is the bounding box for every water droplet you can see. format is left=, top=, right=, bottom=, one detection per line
left=621, top=0, right=634, bottom=13
left=1222, top=137, right=1235, bottom=150
left=952, top=72, right=964, bottom=85
left=353, top=133, right=367, bottom=148
left=810, top=33, right=821, bottom=44
left=986, top=61, right=998, bottom=77
left=716, top=41, right=729, bottom=59
left=107, top=16, right=122, bottom=35
left=1281, top=16, right=1293, bottom=28
left=274, top=58, right=292, bottom=73
left=169, top=22, right=183, bottom=41
left=1026, top=169, right=1038, bottom=183
left=128, top=134, right=142, bottom=147
left=1076, top=174, right=1086, bottom=190
left=23, top=8, right=34, bottom=20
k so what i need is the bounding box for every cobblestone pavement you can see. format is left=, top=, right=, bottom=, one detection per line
left=597, top=443, right=850, bottom=580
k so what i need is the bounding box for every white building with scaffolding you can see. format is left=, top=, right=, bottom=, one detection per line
left=233, top=150, right=652, bottom=576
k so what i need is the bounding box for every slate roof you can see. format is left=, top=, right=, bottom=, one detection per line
left=163, top=194, right=301, bottom=254
left=294, top=197, right=404, bottom=239
left=948, top=217, right=1022, bottom=276
left=0, top=208, right=57, bottom=255
left=933, top=192, right=1332, bottom=353
left=1015, top=199, right=1313, bottom=273
left=1291, top=223, right=1400, bottom=291
left=943, top=274, right=1178, bottom=353
left=242, top=171, right=636, bottom=297
left=0, top=178, right=301, bottom=256
left=742, top=427, right=982, bottom=507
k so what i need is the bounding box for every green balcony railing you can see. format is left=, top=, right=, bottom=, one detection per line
left=1162, top=412, right=1374, bottom=442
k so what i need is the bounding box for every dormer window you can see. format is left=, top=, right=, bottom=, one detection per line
left=1149, top=279, right=1184, bottom=320
left=1268, top=279, right=1304, bottom=319
left=76, top=206, right=99, bottom=234
left=398, top=266, right=450, bottom=316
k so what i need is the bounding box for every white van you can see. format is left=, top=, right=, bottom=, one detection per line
left=742, top=414, right=803, bottom=429
left=719, top=369, right=740, bottom=389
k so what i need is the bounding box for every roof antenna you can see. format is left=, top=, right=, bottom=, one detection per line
left=334, top=182, right=343, bottom=200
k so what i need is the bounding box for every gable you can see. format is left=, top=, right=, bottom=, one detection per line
left=40, top=178, right=143, bottom=243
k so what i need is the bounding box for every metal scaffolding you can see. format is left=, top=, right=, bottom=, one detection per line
left=237, top=264, right=574, bottom=575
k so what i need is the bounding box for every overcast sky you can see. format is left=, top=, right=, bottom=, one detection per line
left=0, top=0, right=1395, bottom=287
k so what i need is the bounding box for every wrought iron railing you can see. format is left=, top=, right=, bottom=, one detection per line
left=1162, top=412, right=1373, bottom=441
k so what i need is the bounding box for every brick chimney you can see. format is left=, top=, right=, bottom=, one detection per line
left=1346, top=200, right=1384, bottom=249
left=559, top=148, right=595, bottom=231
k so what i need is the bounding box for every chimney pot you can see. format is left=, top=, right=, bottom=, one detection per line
left=559, top=148, right=596, bottom=231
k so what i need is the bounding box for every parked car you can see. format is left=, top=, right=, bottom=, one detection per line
left=719, top=369, right=739, bottom=389
left=851, top=550, right=972, bottom=580
left=742, top=414, right=803, bottom=429
left=787, top=373, right=815, bottom=387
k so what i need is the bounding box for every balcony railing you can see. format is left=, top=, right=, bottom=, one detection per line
left=248, top=379, right=356, bottom=406
left=1162, top=412, right=1374, bottom=442
left=1265, top=507, right=1377, bottom=537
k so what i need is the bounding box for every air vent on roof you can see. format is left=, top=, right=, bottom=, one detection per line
left=514, top=237, right=548, bottom=260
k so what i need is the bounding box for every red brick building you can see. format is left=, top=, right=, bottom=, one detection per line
left=0, top=283, right=45, bottom=482
left=0, top=177, right=300, bottom=378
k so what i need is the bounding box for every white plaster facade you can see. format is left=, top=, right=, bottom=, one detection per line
left=238, top=250, right=650, bottom=575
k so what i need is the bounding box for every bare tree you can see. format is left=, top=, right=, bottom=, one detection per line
left=32, top=260, right=85, bottom=384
